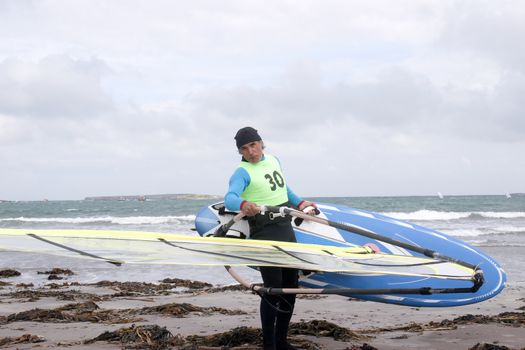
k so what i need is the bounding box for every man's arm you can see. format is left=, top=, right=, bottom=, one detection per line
left=286, top=185, right=302, bottom=207
left=225, top=167, right=260, bottom=216
left=287, top=185, right=317, bottom=214
left=224, top=167, right=250, bottom=211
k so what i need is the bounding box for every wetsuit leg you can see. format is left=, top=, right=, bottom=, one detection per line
left=275, top=267, right=298, bottom=350
left=259, top=266, right=298, bottom=350
left=250, top=213, right=298, bottom=349
left=259, top=266, right=282, bottom=349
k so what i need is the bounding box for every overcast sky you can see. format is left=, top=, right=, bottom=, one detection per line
left=1, top=0, right=524, bottom=200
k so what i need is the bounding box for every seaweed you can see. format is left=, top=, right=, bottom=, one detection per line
left=5, top=301, right=140, bottom=324
left=469, top=343, right=512, bottom=350
left=37, top=268, right=74, bottom=275
left=87, top=324, right=183, bottom=350
left=136, top=302, right=246, bottom=317
left=159, top=277, right=212, bottom=289
left=0, top=269, right=21, bottom=278
left=0, top=334, right=45, bottom=347
left=5, top=300, right=245, bottom=324
left=289, top=320, right=369, bottom=341
left=3, top=288, right=102, bottom=302
left=363, top=312, right=525, bottom=333
left=89, top=324, right=376, bottom=350
left=185, top=326, right=262, bottom=348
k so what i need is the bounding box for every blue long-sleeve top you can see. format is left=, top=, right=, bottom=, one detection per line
left=224, top=155, right=302, bottom=211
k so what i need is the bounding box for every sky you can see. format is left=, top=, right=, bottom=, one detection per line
left=1, top=0, right=524, bottom=200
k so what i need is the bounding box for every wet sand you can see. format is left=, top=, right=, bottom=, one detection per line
left=0, top=271, right=524, bottom=350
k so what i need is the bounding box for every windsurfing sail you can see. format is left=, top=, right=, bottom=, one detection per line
left=0, top=228, right=477, bottom=281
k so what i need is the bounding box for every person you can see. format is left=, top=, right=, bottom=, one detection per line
left=224, top=126, right=316, bottom=350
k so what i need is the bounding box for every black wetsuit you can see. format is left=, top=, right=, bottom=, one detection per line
left=249, top=206, right=298, bottom=350
left=225, top=154, right=302, bottom=350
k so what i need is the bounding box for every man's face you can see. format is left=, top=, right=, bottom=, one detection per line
left=239, top=141, right=263, bottom=163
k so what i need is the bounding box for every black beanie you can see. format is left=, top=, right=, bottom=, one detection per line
left=234, top=127, right=262, bottom=149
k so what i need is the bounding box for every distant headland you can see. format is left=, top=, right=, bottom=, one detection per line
left=84, top=193, right=221, bottom=201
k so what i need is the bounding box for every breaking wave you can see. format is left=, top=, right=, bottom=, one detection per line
left=382, top=210, right=525, bottom=221
left=0, top=215, right=196, bottom=225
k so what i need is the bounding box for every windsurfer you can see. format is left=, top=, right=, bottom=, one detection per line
left=224, top=126, right=316, bottom=350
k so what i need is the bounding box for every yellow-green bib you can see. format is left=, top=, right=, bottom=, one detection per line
left=239, top=154, right=289, bottom=205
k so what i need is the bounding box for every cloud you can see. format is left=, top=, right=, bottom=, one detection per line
left=183, top=61, right=525, bottom=144
left=0, top=55, right=113, bottom=118
left=1, top=1, right=524, bottom=199
left=440, top=1, right=525, bottom=71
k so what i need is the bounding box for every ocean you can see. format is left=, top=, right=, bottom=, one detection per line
left=1, top=195, right=524, bottom=287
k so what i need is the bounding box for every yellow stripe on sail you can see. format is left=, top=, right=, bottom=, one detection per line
left=0, top=228, right=369, bottom=253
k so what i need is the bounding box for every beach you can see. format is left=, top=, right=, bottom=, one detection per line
left=1, top=196, right=524, bottom=349
left=1, top=270, right=524, bottom=350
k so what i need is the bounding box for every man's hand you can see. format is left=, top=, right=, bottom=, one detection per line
left=240, top=201, right=261, bottom=216
left=298, top=200, right=318, bottom=216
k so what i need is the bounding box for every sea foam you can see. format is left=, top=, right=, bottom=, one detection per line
left=382, top=210, right=525, bottom=221
left=0, top=215, right=196, bottom=225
